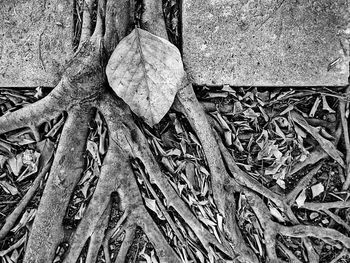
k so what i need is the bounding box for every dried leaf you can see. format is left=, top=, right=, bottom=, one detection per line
left=166, top=148, right=181, bottom=157
left=0, top=154, right=7, bottom=168
left=296, top=189, right=307, bottom=208
left=8, top=154, right=23, bottom=176
left=276, top=178, right=285, bottom=189
left=87, top=140, right=101, bottom=166
left=106, top=28, right=185, bottom=126
left=0, top=180, right=18, bottom=195
left=311, top=183, right=324, bottom=198
left=269, top=205, right=285, bottom=222
left=144, top=197, right=165, bottom=220
left=198, top=216, right=216, bottom=227
left=22, top=149, right=40, bottom=168
left=217, top=214, right=223, bottom=232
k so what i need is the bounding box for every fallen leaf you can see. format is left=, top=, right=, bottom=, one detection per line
left=296, top=189, right=307, bottom=208
left=106, top=28, right=185, bottom=126
left=22, top=149, right=40, bottom=168
left=166, top=148, right=181, bottom=156
left=144, top=197, right=165, bottom=220
left=311, top=183, right=324, bottom=198
left=0, top=180, right=18, bottom=195
left=87, top=140, right=101, bottom=166
left=8, top=154, right=23, bottom=176
left=276, top=178, right=285, bottom=189
left=269, top=205, right=285, bottom=222
left=0, top=154, right=8, bottom=168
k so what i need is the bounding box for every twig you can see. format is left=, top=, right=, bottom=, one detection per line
left=301, top=201, right=350, bottom=211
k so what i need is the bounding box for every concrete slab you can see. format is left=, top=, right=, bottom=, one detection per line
left=0, top=0, right=73, bottom=87
left=182, top=0, right=350, bottom=86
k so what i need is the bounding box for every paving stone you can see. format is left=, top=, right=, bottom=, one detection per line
left=182, top=0, right=350, bottom=86
left=0, top=0, right=73, bottom=87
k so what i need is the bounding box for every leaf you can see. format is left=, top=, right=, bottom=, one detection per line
left=8, top=154, right=23, bottom=176
left=87, top=140, right=101, bottom=166
left=144, top=197, right=165, bottom=220
left=0, top=180, right=19, bottom=195
left=269, top=205, right=285, bottom=222
left=296, top=189, right=307, bottom=208
left=311, top=183, right=324, bottom=198
left=106, top=28, right=185, bottom=126
left=0, top=155, right=7, bottom=169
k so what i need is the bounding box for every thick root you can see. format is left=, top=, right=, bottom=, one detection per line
left=113, top=224, right=136, bottom=263
left=85, top=202, right=111, bottom=263
left=62, top=135, right=130, bottom=262
left=24, top=105, right=93, bottom=263
left=0, top=93, right=63, bottom=134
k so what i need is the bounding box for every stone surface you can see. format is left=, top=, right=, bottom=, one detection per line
left=0, top=0, right=73, bottom=87
left=182, top=0, right=350, bottom=86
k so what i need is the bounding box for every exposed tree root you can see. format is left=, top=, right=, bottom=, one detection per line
left=141, top=2, right=259, bottom=262
left=85, top=202, right=110, bottom=263
left=113, top=224, right=136, bottom=263
left=24, top=106, right=93, bottom=262
left=0, top=0, right=238, bottom=259
left=2, top=0, right=349, bottom=262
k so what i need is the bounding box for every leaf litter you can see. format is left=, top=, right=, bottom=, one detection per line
left=1, top=82, right=350, bottom=263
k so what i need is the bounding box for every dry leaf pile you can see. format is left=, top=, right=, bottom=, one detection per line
left=195, top=86, right=350, bottom=262
left=1, top=84, right=350, bottom=263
